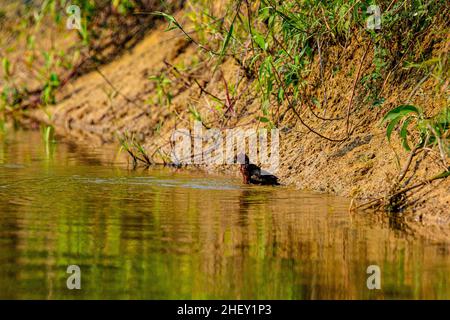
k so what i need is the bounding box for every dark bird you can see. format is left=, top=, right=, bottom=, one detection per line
left=237, top=153, right=279, bottom=185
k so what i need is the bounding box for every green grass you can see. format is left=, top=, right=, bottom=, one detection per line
left=160, top=0, right=447, bottom=124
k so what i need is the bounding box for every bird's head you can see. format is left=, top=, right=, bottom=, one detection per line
left=235, top=153, right=250, bottom=165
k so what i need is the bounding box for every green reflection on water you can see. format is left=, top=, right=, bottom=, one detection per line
left=0, top=130, right=449, bottom=299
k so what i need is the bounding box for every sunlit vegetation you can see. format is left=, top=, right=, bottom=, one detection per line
left=0, top=0, right=181, bottom=115
left=377, top=105, right=449, bottom=212
left=158, top=0, right=447, bottom=123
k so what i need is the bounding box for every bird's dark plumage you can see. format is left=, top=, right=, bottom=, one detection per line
left=237, top=153, right=279, bottom=185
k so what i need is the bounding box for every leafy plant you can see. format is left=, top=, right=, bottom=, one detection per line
left=2, top=57, right=11, bottom=79
left=377, top=105, right=450, bottom=212
left=148, top=74, right=172, bottom=106
left=188, top=105, right=203, bottom=123
left=41, top=125, right=54, bottom=144
left=118, top=132, right=153, bottom=166
left=382, top=105, right=449, bottom=162
left=42, top=73, right=60, bottom=105
left=1, top=0, right=176, bottom=117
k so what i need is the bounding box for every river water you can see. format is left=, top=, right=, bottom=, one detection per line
left=0, top=129, right=449, bottom=299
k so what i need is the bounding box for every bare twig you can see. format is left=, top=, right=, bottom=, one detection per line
left=270, top=60, right=347, bottom=142
left=357, top=169, right=450, bottom=210
left=397, top=145, right=419, bottom=184
left=345, top=42, right=370, bottom=135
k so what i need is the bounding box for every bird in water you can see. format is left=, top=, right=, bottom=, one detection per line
left=237, top=153, right=279, bottom=185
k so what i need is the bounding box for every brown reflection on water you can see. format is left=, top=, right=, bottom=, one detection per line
left=0, top=129, right=450, bottom=299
